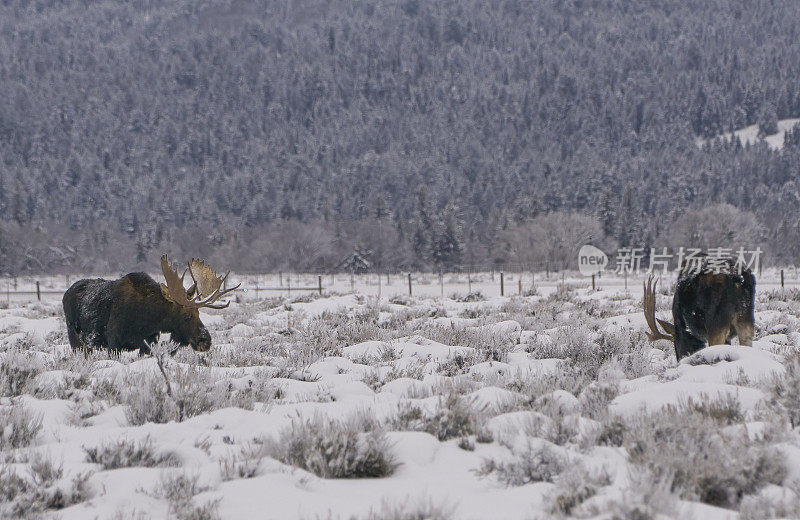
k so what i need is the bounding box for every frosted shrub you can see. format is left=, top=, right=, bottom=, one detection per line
left=622, top=401, right=786, bottom=508
left=477, top=440, right=565, bottom=486
left=547, top=465, right=611, bottom=516
left=218, top=443, right=265, bottom=481
left=122, top=342, right=236, bottom=425
left=392, top=394, right=487, bottom=442
left=417, top=325, right=511, bottom=363
left=0, top=454, right=92, bottom=518
left=454, top=291, right=485, bottom=302
left=739, top=490, right=800, bottom=520
left=578, top=381, right=619, bottom=420
left=155, top=472, right=219, bottom=520
left=265, top=413, right=398, bottom=478
left=0, top=350, right=43, bottom=397
left=768, top=350, right=800, bottom=427
left=84, top=437, right=180, bottom=470
left=359, top=498, right=454, bottom=520
left=122, top=371, right=179, bottom=426
left=598, top=468, right=678, bottom=519
left=0, top=401, right=42, bottom=449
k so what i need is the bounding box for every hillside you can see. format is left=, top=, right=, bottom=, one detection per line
left=1, top=0, right=800, bottom=272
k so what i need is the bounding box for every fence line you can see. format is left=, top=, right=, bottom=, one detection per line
left=2, top=267, right=796, bottom=305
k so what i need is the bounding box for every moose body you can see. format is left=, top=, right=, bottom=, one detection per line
left=644, top=258, right=755, bottom=360
left=63, top=256, right=236, bottom=354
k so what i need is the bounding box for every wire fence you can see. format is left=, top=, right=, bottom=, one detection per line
left=1, top=266, right=797, bottom=305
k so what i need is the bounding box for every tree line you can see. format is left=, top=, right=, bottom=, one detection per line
left=0, top=0, right=798, bottom=274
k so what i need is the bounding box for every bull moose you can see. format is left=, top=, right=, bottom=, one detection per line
left=643, top=257, right=755, bottom=360
left=63, top=255, right=238, bottom=354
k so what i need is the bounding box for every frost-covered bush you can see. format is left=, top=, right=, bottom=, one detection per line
left=358, top=498, right=454, bottom=520
left=155, top=472, right=219, bottom=520
left=416, top=325, right=511, bottom=363
left=0, top=454, right=92, bottom=519
left=768, top=350, right=800, bottom=427
left=520, top=409, right=579, bottom=447
left=739, top=488, right=800, bottom=520
left=595, top=468, right=678, bottom=519
left=265, top=413, right=398, bottom=478
left=218, top=443, right=264, bottom=481
left=293, top=308, right=390, bottom=363
left=122, top=346, right=259, bottom=425
left=122, top=371, right=179, bottom=426
left=622, top=400, right=786, bottom=508
left=392, top=394, right=486, bottom=442
left=477, top=441, right=565, bottom=486
left=547, top=465, right=611, bottom=516
left=578, top=381, right=619, bottom=420
left=84, top=437, right=180, bottom=470
left=0, top=401, right=42, bottom=449
left=454, top=291, right=485, bottom=302
left=0, top=350, right=43, bottom=397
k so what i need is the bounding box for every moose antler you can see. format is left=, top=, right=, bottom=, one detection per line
left=161, top=255, right=194, bottom=307
left=186, top=258, right=240, bottom=309
left=160, top=255, right=239, bottom=309
left=643, top=274, right=675, bottom=341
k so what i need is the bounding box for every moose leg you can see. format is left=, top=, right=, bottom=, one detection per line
left=724, top=325, right=736, bottom=345
left=707, top=326, right=730, bottom=347
left=733, top=318, right=754, bottom=346
left=673, top=312, right=705, bottom=360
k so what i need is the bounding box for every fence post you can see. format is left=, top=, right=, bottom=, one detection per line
left=408, top=273, right=412, bottom=296
left=439, top=270, right=444, bottom=298
left=378, top=274, right=382, bottom=298
left=781, top=269, right=785, bottom=289
left=36, top=281, right=40, bottom=301
left=500, top=272, right=504, bottom=296
left=592, top=274, right=595, bottom=291
left=518, top=277, right=522, bottom=295
left=350, top=273, right=355, bottom=293
left=467, top=271, right=472, bottom=294
left=287, top=277, right=291, bottom=296
left=279, top=272, right=283, bottom=287
left=318, top=275, right=323, bottom=296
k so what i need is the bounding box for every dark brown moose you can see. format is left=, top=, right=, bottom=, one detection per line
left=643, top=257, right=755, bottom=361
left=63, top=255, right=238, bottom=354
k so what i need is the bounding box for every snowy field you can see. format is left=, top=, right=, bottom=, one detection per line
left=2, top=273, right=800, bottom=519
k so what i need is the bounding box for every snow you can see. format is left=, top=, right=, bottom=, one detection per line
left=696, top=118, right=800, bottom=150
left=2, top=273, right=800, bottom=518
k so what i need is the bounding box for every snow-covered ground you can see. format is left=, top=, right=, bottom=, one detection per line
left=696, top=118, right=800, bottom=150
left=2, top=275, right=800, bottom=519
